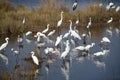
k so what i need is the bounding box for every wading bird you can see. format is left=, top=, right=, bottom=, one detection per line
left=0, top=37, right=9, bottom=51
left=31, top=51, right=39, bottom=65
left=107, top=17, right=113, bottom=24
left=42, top=24, right=50, bottom=34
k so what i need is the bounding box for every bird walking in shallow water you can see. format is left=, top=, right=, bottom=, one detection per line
left=0, top=37, right=9, bottom=51
left=72, top=0, right=78, bottom=11
left=31, top=51, right=39, bottom=65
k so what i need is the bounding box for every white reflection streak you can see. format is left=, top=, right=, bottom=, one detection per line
left=0, top=53, right=8, bottom=65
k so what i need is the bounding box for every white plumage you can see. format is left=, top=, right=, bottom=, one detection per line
left=31, top=51, right=39, bottom=65
left=0, top=37, right=9, bottom=51
left=72, top=0, right=78, bottom=11
left=57, top=11, right=64, bottom=27
left=25, top=31, right=32, bottom=36
left=107, top=17, right=113, bottom=23
left=42, top=24, right=50, bottom=34
left=101, top=37, right=110, bottom=43
left=55, top=35, right=62, bottom=46
left=116, top=6, right=120, bottom=12
left=47, top=30, right=55, bottom=36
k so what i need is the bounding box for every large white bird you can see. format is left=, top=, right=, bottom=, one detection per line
left=31, top=51, right=39, bottom=65
left=0, top=37, right=9, bottom=51
left=57, top=11, right=64, bottom=27
left=47, top=30, right=55, bottom=36
left=61, top=40, right=70, bottom=59
left=69, top=20, right=81, bottom=40
left=101, top=37, right=110, bottom=43
left=87, top=17, right=92, bottom=28
left=72, top=0, right=78, bottom=11
left=42, top=24, right=50, bottom=34
left=55, top=35, right=63, bottom=46
left=107, top=17, right=113, bottom=23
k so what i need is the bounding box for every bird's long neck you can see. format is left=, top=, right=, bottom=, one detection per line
left=6, top=39, right=8, bottom=44
left=69, top=20, right=73, bottom=31
left=61, top=13, right=63, bottom=21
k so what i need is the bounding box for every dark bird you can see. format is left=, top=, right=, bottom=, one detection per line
left=72, top=0, right=78, bottom=11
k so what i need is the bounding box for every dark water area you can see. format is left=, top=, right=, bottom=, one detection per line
left=0, top=22, right=120, bottom=80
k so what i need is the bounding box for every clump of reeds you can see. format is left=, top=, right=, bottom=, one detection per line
left=0, top=0, right=120, bottom=35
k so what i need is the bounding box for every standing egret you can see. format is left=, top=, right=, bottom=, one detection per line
left=107, top=17, right=113, bottom=23
left=22, top=17, right=26, bottom=24
left=55, top=35, right=63, bottom=46
left=87, top=17, right=92, bottom=29
left=31, top=51, right=39, bottom=65
left=69, top=20, right=81, bottom=40
left=0, top=37, right=9, bottom=51
left=47, top=30, right=55, bottom=36
left=42, top=24, right=50, bottom=34
left=61, top=40, right=70, bottom=59
left=72, top=0, right=78, bottom=11
left=57, top=11, right=64, bottom=27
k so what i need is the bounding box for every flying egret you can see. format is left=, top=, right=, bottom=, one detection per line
left=101, top=37, right=110, bottom=43
left=72, top=0, right=78, bottom=11
left=42, top=24, right=50, bottom=34
left=107, top=17, right=113, bottom=23
left=55, top=35, right=63, bottom=46
left=0, top=37, right=9, bottom=51
left=31, top=51, right=39, bottom=65
left=47, top=30, right=55, bottom=36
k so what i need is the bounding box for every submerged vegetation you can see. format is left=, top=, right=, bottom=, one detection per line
left=0, top=0, right=120, bottom=35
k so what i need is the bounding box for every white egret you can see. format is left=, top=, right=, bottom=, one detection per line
left=116, top=6, right=120, bottom=12
left=25, top=31, right=32, bottom=36
left=31, top=51, right=39, bottom=65
left=107, top=17, right=113, bottom=23
left=42, top=24, right=50, bottom=34
left=57, top=11, right=64, bottom=27
left=87, top=17, right=92, bottom=28
left=47, top=30, right=55, bottom=36
left=63, top=31, right=70, bottom=39
left=75, top=18, right=79, bottom=25
left=44, top=47, right=54, bottom=54
left=61, top=40, right=70, bottom=59
left=55, top=35, right=63, bottom=46
left=72, top=0, right=78, bottom=11
left=101, top=37, right=110, bottom=43
left=69, top=20, right=81, bottom=40
left=22, top=17, right=25, bottom=24
left=106, top=2, right=114, bottom=11
left=0, top=37, right=9, bottom=51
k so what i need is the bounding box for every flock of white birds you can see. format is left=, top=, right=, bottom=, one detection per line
left=0, top=1, right=120, bottom=68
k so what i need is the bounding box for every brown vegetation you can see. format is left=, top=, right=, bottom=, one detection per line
left=0, top=0, right=120, bottom=35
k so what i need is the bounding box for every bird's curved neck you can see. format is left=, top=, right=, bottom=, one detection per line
left=61, top=13, right=63, bottom=21
left=6, top=39, right=8, bottom=44
left=69, top=21, right=72, bottom=31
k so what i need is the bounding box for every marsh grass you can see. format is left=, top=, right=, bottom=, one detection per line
left=0, top=0, right=120, bottom=35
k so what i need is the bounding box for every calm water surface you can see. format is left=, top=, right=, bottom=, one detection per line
left=0, top=22, right=120, bottom=80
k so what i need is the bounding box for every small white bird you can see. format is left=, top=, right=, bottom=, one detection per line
left=87, top=17, right=92, bottom=28
left=116, top=6, right=120, bottom=12
left=25, top=31, right=32, bottom=36
left=72, top=0, right=78, bottom=11
left=47, top=30, right=55, bottom=36
left=42, top=24, right=50, bottom=34
left=55, top=35, right=63, bottom=46
left=107, top=17, right=113, bottom=23
left=22, top=17, right=26, bottom=24
left=75, top=18, right=79, bottom=25
left=57, top=11, right=64, bottom=27
left=101, top=37, right=110, bottom=43
left=31, top=51, right=39, bottom=65
left=0, top=37, right=9, bottom=51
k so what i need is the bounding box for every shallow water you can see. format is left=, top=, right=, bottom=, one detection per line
left=0, top=22, right=120, bottom=80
